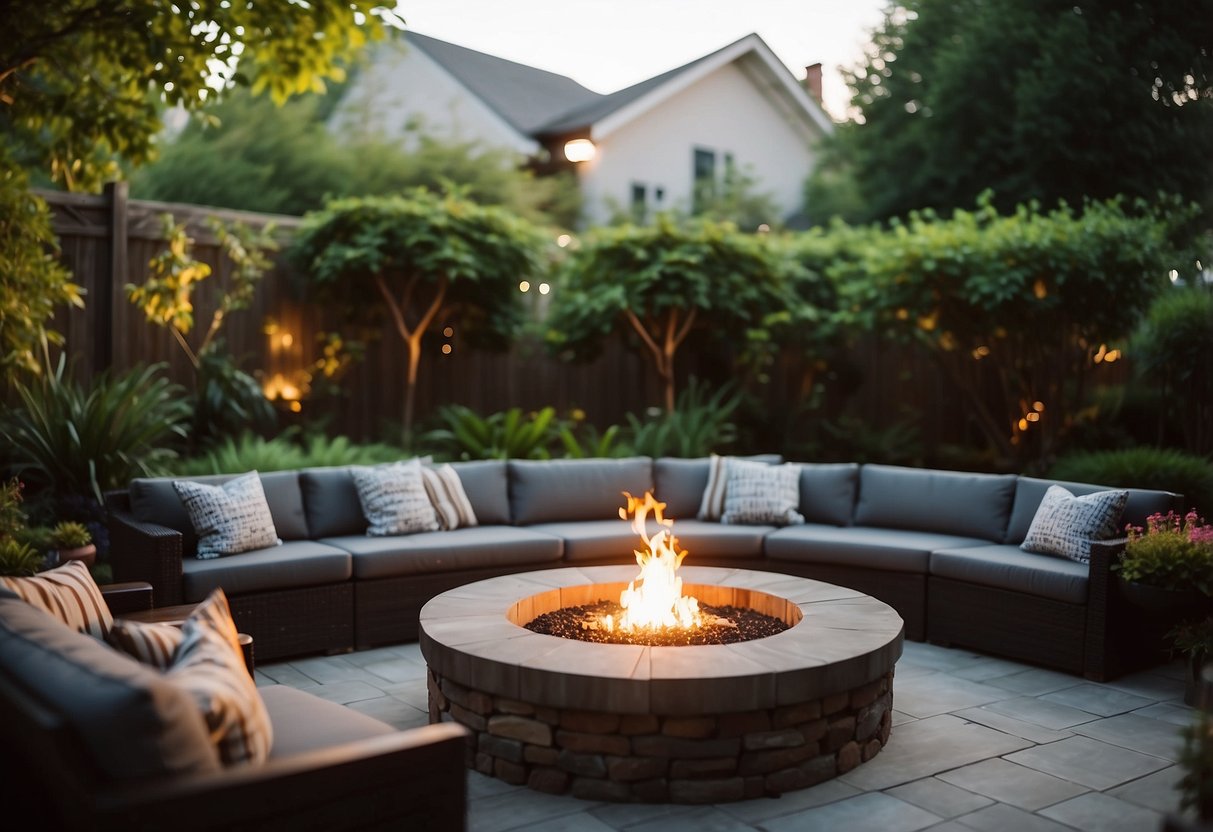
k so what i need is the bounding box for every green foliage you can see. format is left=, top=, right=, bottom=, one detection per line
left=558, top=422, right=626, bottom=460
left=48, top=521, right=91, bottom=549
left=292, top=189, right=543, bottom=438
left=131, top=92, right=582, bottom=228
left=622, top=380, right=740, bottom=458
left=1050, top=447, right=1213, bottom=518
left=0, top=479, right=27, bottom=541
left=0, top=154, right=82, bottom=379
left=420, top=406, right=558, bottom=461
left=1179, top=711, right=1213, bottom=820
left=1133, top=287, right=1213, bottom=455
left=837, top=195, right=1192, bottom=463
left=546, top=216, right=810, bottom=411
left=841, top=0, right=1213, bottom=221
left=1115, top=511, right=1213, bottom=594
left=802, top=126, right=868, bottom=226
left=0, top=359, right=191, bottom=503
left=0, top=537, right=42, bottom=577
left=192, top=349, right=277, bottom=450
left=171, top=431, right=404, bottom=476
left=0, top=0, right=401, bottom=191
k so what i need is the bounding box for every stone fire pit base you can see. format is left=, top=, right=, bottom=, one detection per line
left=428, top=667, right=893, bottom=803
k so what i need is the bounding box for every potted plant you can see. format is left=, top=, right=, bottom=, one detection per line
left=0, top=478, right=43, bottom=577
left=1172, top=617, right=1213, bottom=707
left=47, top=521, right=95, bottom=567
left=1115, top=510, right=1213, bottom=617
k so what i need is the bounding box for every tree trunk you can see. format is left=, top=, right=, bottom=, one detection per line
left=403, top=332, right=423, bottom=446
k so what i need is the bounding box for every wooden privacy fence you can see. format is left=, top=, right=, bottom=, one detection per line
left=40, top=184, right=971, bottom=455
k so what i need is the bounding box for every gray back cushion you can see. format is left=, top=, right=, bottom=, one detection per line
left=300, top=467, right=367, bottom=538
left=1005, top=476, right=1182, bottom=545
left=654, top=455, right=782, bottom=518
left=855, top=464, right=1016, bottom=542
left=797, top=463, right=860, bottom=526
left=509, top=457, right=654, bottom=525
left=130, top=471, right=308, bottom=554
left=450, top=460, right=510, bottom=525
left=0, top=593, right=220, bottom=780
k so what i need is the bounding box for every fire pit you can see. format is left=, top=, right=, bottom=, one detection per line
left=419, top=494, right=904, bottom=803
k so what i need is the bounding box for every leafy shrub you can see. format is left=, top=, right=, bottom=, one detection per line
left=0, top=360, right=190, bottom=502
left=0, top=538, right=43, bottom=577
left=558, top=422, right=626, bottom=459
left=192, top=350, right=277, bottom=450
left=1116, top=511, right=1213, bottom=594
left=420, top=406, right=557, bottom=461
left=1049, top=447, right=1213, bottom=517
left=623, top=379, right=739, bottom=458
left=47, top=521, right=91, bottom=549
left=1133, top=287, right=1213, bottom=456
left=172, top=431, right=405, bottom=475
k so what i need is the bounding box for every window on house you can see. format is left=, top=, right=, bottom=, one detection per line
left=631, top=183, right=647, bottom=222
left=693, top=148, right=716, bottom=214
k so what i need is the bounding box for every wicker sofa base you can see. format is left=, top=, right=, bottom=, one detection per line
left=763, top=562, right=926, bottom=642
left=227, top=583, right=354, bottom=662
left=927, top=577, right=1086, bottom=675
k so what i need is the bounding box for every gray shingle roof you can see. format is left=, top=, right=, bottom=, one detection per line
left=406, top=32, right=602, bottom=135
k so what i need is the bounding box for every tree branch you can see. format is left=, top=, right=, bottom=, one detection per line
left=671, top=307, right=698, bottom=351
left=623, top=308, right=662, bottom=364
left=375, top=274, right=412, bottom=342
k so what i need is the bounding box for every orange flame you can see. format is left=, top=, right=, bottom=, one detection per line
left=605, top=491, right=703, bottom=632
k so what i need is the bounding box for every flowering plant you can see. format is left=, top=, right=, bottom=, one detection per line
left=1116, top=511, right=1213, bottom=595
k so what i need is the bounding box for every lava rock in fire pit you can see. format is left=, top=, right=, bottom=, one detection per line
left=525, top=601, right=790, bottom=646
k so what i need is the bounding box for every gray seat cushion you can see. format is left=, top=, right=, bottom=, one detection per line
left=261, top=684, right=395, bottom=758
left=300, top=466, right=369, bottom=538
left=930, top=544, right=1089, bottom=604
left=666, top=519, right=770, bottom=559
left=654, top=455, right=782, bottom=518
left=450, top=460, right=510, bottom=525
left=325, top=526, right=564, bottom=579
left=855, top=464, right=1016, bottom=541
left=796, top=462, right=859, bottom=526
left=0, top=593, right=219, bottom=779
left=1005, top=476, right=1181, bottom=545
left=130, top=471, right=309, bottom=552
left=528, top=520, right=637, bottom=563
left=181, top=541, right=353, bottom=602
left=764, top=524, right=991, bottom=573
left=509, top=457, right=654, bottom=524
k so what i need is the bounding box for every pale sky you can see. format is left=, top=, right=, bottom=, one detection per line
left=391, top=0, right=889, bottom=120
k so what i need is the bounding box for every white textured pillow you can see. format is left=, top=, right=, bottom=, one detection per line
left=173, top=472, right=281, bottom=559
left=721, top=459, right=805, bottom=526
left=351, top=458, right=440, bottom=536
left=166, top=588, right=271, bottom=766
left=1020, top=485, right=1128, bottom=563
left=421, top=464, right=478, bottom=530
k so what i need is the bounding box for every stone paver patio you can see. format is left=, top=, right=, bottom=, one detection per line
left=258, top=640, right=1194, bottom=831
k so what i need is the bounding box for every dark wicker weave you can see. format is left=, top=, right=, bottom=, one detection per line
left=761, top=561, right=926, bottom=641
left=228, top=583, right=354, bottom=662
left=106, top=493, right=185, bottom=606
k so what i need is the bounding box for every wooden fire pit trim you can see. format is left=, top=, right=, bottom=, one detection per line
left=419, top=566, right=904, bottom=716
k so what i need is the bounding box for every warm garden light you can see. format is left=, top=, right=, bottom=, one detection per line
left=539, top=283, right=550, bottom=295
left=563, top=138, right=596, bottom=163
left=556, top=234, right=572, bottom=247
left=519, top=280, right=531, bottom=293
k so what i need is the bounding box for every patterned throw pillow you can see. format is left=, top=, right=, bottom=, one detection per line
left=1020, top=485, right=1129, bottom=563
left=173, top=472, right=281, bottom=559
left=109, top=619, right=184, bottom=669
left=721, top=459, right=805, bottom=526
left=166, top=588, right=272, bottom=766
left=351, top=458, right=440, bottom=536
left=0, top=559, right=113, bottom=639
left=421, top=464, right=479, bottom=530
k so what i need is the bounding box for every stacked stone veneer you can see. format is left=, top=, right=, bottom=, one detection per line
left=428, top=668, right=894, bottom=803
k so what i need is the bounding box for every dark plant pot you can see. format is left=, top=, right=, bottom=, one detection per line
left=54, top=544, right=96, bottom=568
left=1187, top=656, right=1210, bottom=708
left=1119, top=580, right=1210, bottom=619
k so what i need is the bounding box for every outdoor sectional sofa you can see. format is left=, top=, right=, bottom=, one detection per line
left=106, top=457, right=1182, bottom=681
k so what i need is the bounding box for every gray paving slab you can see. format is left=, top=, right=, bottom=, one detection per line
left=360, top=657, right=429, bottom=683
left=1134, top=702, right=1198, bottom=727
left=936, top=758, right=1087, bottom=810
left=625, top=806, right=758, bottom=831
left=839, top=715, right=1032, bottom=791
left=1106, top=765, right=1186, bottom=815
left=954, top=802, right=1077, bottom=831
left=511, top=811, right=619, bottom=832
left=718, top=778, right=860, bottom=824
left=286, top=655, right=386, bottom=685
left=256, top=662, right=314, bottom=687
left=1039, top=682, right=1155, bottom=717
left=949, top=656, right=1039, bottom=682
left=467, top=788, right=598, bottom=832
left=885, top=778, right=994, bottom=818
left=894, top=673, right=1015, bottom=719
left=285, top=679, right=387, bottom=704
left=761, top=792, right=941, bottom=832
left=589, top=802, right=704, bottom=829
left=1070, top=712, right=1186, bottom=761
left=950, top=706, right=1073, bottom=744
left=1103, top=667, right=1187, bottom=702
left=1038, top=791, right=1164, bottom=832
left=1004, top=735, right=1171, bottom=790
left=892, top=709, right=918, bottom=726
left=985, top=668, right=1085, bottom=696
left=978, top=695, right=1102, bottom=730
left=345, top=695, right=429, bottom=729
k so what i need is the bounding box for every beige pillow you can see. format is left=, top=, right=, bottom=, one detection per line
left=109, top=619, right=184, bottom=669
left=0, top=559, right=112, bottom=639
left=421, top=464, right=479, bottom=530
left=166, top=588, right=272, bottom=765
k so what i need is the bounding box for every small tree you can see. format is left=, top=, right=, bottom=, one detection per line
left=290, top=189, right=543, bottom=441
left=546, top=216, right=805, bottom=412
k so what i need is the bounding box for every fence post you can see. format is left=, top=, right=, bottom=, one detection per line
left=99, top=181, right=128, bottom=373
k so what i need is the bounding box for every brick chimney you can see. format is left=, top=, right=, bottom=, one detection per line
left=803, top=63, right=823, bottom=105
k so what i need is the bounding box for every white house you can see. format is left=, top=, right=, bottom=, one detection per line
left=330, top=32, right=834, bottom=228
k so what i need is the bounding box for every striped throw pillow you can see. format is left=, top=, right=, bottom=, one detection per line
left=421, top=464, right=479, bottom=530
left=0, top=559, right=113, bottom=639
left=166, top=588, right=272, bottom=766
left=721, top=459, right=805, bottom=526
left=351, top=458, right=440, bottom=536
left=109, top=619, right=184, bottom=669
left=173, top=471, right=281, bottom=559
left=696, top=454, right=731, bottom=521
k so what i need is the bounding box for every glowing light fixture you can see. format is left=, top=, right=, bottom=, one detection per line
left=564, top=138, right=596, bottom=163
left=519, top=280, right=531, bottom=293
left=539, top=283, right=551, bottom=296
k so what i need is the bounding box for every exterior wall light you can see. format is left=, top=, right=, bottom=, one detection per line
left=564, top=138, right=596, bottom=163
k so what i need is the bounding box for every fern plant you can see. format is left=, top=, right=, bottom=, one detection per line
left=172, top=430, right=405, bottom=475
left=623, top=378, right=739, bottom=458
left=420, top=405, right=558, bottom=460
